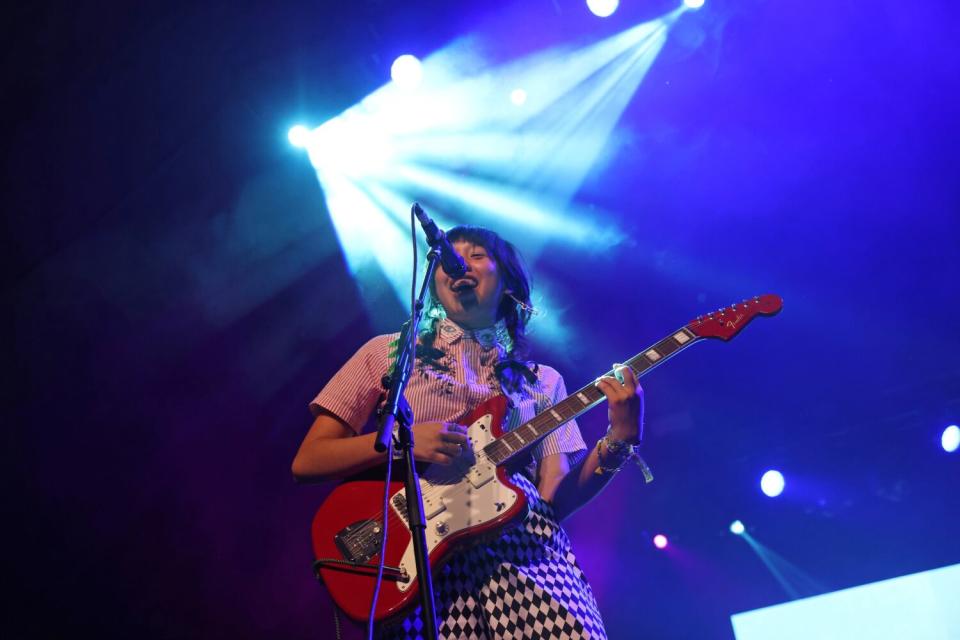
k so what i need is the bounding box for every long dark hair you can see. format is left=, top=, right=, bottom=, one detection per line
left=420, top=225, right=537, bottom=394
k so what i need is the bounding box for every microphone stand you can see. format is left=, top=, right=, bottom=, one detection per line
left=373, top=247, right=441, bottom=640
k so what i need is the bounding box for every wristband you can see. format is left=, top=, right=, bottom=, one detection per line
left=594, top=427, right=653, bottom=482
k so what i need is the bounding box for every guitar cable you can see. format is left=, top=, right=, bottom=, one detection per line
left=333, top=602, right=342, bottom=640
left=365, top=206, right=419, bottom=639
left=367, top=441, right=394, bottom=640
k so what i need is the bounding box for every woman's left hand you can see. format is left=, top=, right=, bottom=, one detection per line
left=594, top=364, right=644, bottom=443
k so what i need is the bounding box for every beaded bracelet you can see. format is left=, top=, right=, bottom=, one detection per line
left=594, top=429, right=654, bottom=482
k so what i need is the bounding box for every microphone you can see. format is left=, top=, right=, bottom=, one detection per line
left=412, top=203, right=467, bottom=279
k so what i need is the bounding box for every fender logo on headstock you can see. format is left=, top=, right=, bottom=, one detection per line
left=725, top=313, right=745, bottom=329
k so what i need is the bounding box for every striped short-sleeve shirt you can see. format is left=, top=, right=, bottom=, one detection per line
left=310, top=318, right=587, bottom=474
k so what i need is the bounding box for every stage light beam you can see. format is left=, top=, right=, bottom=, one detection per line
left=760, top=470, right=785, bottom=497
left=300, top=10, right=679, bottom=336
left=943, top=425, right=960, bottom=453
left=587, top=0, right=620, bottom=18
left=653, top=534, right=668, bottom=549
left=730, top=520, right=746, bottom=535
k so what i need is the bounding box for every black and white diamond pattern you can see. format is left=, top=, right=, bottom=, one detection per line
left=377, top=473, right=607, bottom=640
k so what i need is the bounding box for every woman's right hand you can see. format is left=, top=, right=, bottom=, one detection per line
left=411, top=422, right=469, bottom=464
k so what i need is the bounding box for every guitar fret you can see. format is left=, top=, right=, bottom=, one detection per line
left=531, top=415, right=552, bottom=436
left=484, top=324, right=704, bottom=466
left=486, top=441, right=509, bottom=463
left=656, top=338, right=680, bottom=357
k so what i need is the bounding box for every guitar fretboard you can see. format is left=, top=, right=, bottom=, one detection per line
left=483, top=326, right=699, bottom=466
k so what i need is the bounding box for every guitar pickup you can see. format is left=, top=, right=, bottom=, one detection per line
left=423, top=494, right=446, bottom=519
left=467, top=463, right=495, bottom=489
left=392, top=492, right=447, bottom=521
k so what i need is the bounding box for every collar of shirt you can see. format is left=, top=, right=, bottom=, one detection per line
left=436, top=317, right=512, bottom=352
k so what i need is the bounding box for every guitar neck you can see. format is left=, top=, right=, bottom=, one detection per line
left=483, top=325, right=701, bottom=466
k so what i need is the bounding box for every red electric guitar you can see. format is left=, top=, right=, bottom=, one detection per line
left=311, top=294, right=783, bottom=623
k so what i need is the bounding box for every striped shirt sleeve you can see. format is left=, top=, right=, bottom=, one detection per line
left=533, top=368, right=588, bottom=467
left=309, top=335, right=393, bottom=433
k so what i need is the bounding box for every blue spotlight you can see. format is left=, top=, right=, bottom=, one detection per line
left=510, top=88, right=528, bottom=106
left=730, top=520, right=746, bottom=535
left=943, top=425, right=960, bottom=453
left=586, top=0, right=619, bottom=18
left=390, top=54, right=423, bottom=89
left=760, top=470, right=785, bottom=497
left=683, top=0, right=705, bottom=9
left=288, top=125, right=311, bottom=148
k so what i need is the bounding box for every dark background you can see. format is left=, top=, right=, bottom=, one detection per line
left=5, top=1, right=959, bottom=638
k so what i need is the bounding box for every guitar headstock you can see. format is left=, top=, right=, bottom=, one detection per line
left=687, top=294, right=783, bottom=341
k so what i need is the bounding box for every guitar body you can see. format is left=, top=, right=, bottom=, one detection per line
left=312, top=395, right=528, bottom=623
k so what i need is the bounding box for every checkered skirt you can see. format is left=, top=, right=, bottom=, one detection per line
left=377, top=473, right=607, bottom=640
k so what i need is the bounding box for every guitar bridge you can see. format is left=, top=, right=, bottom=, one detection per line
left=392, top=491, right=446, bottom=521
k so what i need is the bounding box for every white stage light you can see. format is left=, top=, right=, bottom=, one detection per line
left=684, top=0, right=705, bottom=9
left=288, top=125, right=311, bottom=148
left=510, top=88, right=528, bottom=106
left=943, top=425, right=960, bottom=453
left=653, top=534, right=668, bottom=549
left=391, top=54, right=423, bottom=89
left=586, top=0, right=619, bottom=18
left=730, top=520, right=745, bottom=535
left=760, top=470, right=785, bottom=497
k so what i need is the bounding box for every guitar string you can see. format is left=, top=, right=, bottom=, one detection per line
left=358, top=446, right=498, bottom=534
left=356, top=361, right=646, bottom=531
left=340, top=315, right=765, bottom=584
left=362, top=409, right=573, bottom=530
left=345, top=321, right=764, bottom=566
left=352, top=368, right=622, bottom=534
left=401, top=319, right=733, bottom=515
left=347, top=350, right=701, bottom=580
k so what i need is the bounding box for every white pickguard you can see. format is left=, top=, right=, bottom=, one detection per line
left=390, top=412, right=520, bottom=593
